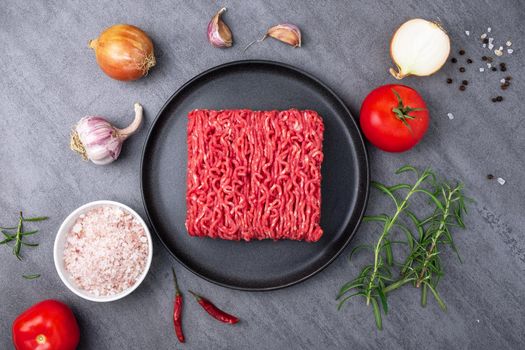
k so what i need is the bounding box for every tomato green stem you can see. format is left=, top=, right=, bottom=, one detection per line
left=391, top=89, right=426, bottom=133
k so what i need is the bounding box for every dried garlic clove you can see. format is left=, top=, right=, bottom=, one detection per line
left=207, top=8, right=233, bottom=48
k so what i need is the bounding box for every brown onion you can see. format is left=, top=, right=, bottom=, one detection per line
left=89, top=24, right=156, bottom=81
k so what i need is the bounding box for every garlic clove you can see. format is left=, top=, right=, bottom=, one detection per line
left=389, top=18, right=450, bottom=79
left=266, top=24, right=301, bottom=47
left=70, top=103, right=143, bottom=165
left=244, top=23, right=302, bottom=51
left=207, top=7, right=233, bottom=48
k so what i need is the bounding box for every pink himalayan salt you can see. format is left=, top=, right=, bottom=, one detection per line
left=64, top=205, right=149, bottom=296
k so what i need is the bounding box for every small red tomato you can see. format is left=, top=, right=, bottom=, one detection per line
left=12, top=299, right=80, bottom=350
left=359, top=84, right=429, bottom=152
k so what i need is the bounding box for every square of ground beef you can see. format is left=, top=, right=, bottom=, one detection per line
left=186, top=109, right=324, bottom=242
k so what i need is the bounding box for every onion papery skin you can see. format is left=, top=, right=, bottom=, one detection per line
left=90, top=24, right=156, bottom=81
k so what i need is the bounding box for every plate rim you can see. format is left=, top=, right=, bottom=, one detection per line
left=140, top=59, right=370, bottom=291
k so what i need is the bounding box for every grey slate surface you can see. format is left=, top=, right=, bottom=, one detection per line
left=1, top=0, right=524, bottom=349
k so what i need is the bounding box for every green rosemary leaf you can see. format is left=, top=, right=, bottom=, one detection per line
left=22, top=274, right=40, bottom=280
left=370, top=297, right=383, bottom=330
left=0, top=226, right=17, bottom=230
left=415, top=189, right=444, bottom=210
left=23, top=216, right=49, bottom=222
left=388, top=183, right=412, bottom=192
left=395, top=165, right=418, bottom=175
left=424, top=282, right=447, bottom=311
left=21, top=242, right=38, bottom=247
left=363, top=215, right=389, bottom=223
left=371, top=182, right=399, bottom=207
left=348, top=244, right=373, bottom=261
left=383, top=277, right=415, bottom=294
left=393, top=223, right=415, bottom=249
left=337, top=292, right=366, bottom=311
left=421, top=283, right=428, bottom=307
left=0, top=237, right=13, bottom=245
left=378, top=288, right=388, bottom=314
left=21, top=230, right=38, bottom=236
left=338, top=279, right=365, bottom=299
left=384, top=241, right=393, bottom=266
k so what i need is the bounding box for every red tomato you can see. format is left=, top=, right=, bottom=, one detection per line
left=12, top=300, right=80, bottom=350
left=359, top=84, right=429, bottom=152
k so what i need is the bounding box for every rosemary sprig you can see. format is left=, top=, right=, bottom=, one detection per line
left=0, top=212, right=48, bottom=260
left=384, top=183, right=468, bottom=310
left=337, top=166, right=468, bottom=330
left=22, top=274, right=41, bottom=280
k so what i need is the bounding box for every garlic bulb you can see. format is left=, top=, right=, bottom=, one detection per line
left=389, top=18, right=450, bottom=79
left=207, top=8, right=233, bottom=48
left=70, top=103, right=143, bottom=165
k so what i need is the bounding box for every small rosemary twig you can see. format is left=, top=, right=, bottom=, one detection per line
left=1, top=212, right=48, bottom=262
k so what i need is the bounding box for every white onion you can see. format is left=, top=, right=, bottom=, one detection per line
left=389, top=18, right=450, bottom=79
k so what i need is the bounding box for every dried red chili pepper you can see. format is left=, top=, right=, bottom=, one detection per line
left=188, top=290, right=239, bottom=324
left=172, top=268, right=185, bottom=343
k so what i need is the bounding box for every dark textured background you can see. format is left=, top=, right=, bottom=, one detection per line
left=1, top=1, right=524, bottom=349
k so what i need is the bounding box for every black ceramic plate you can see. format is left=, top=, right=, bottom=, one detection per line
left=141, top=60, right=369, bottom=291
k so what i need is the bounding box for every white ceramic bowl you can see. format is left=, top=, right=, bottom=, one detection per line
left=54, top=200, right=153, bottom=302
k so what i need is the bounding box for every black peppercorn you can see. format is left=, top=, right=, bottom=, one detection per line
left=459, top=49, right=465, bottom=55
left=462, top=80, right=468, bottom=85
left=496, top=96, right=503, bottom=102
left=505, top=76, right=512, bottom=81
left=466, top=58, right=473, bottom=64
left=483, top=38, right=489, bottom=44
left=481, top=56, right=488, bottom=61
left=446, top=78, right=453, bottom=84
left=487, top=174, right=494, bottom=180
left=500, top=66, right=507, bottom=72
left=459, top=85, right=466, bottom=91
left=501, top=85, right=508, bottom=90
left=451, top=57, right=457, bottom=63
left=487, top=57, right=493, bottom=63
left=459, top=67, right=466, bottom=72
left=491, top=67, right=497, bottom=71
left=492, top=97, right=498, bottom=102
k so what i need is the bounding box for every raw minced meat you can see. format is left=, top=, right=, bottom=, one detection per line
left=186, top=109, right=324, bottom=242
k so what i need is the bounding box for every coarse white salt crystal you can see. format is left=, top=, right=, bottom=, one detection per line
left=487, top=27, right=492, bottom=33
left=489, top=37, right=494, bottom=43
left=465, top=30, right=470, bottom=36
left=500, top=78, right=506, bottom=83
left=479, top=68, right=485, bottom=72
left=476, top=319, right=480, bottom=323
left=495, top=49, right=503, bottom=56
left=481, top=33, right=487, bottom=39
left=506, top=41, right=512, bottom=46
left=483, top=44, right=487, bottom=48
left=488, top=43, right=494, bottom=50
left=487, top=63, right=492, bottom=68
left=507, top=48, right=513, bottom=54
left=499, top=46, right=503, bottom=51
left=447, top=113, right=454, bottom=120
left=497, top=177, right=506, bottom=185
left=63, top=205, right=149, bottom=296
